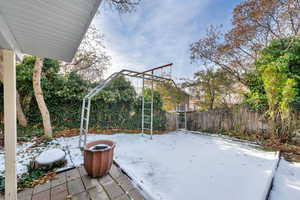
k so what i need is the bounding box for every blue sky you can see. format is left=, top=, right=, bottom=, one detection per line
left=95, top=0, right=242, bottom=80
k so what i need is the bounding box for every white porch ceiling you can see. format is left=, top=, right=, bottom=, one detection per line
left=0, top=0, right=102, bottom=62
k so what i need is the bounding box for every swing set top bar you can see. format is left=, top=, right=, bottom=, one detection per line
left=142, top=63, right=173, bottom=73
left=120, top=69, right=176, bottom=85
left=84, top=68, right=176, bottom=100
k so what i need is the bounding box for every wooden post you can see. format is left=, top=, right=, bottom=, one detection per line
left=1, top=49, right=17, bottom=200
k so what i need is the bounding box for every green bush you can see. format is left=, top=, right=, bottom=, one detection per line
left=245, top=37, right=300, bottom=139
left=245, top=37, right=300, bottom=113
left=0, top=56, right=166, bottom=135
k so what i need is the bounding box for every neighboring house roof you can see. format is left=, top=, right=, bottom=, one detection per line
left=0, top=0, right=102, bottom=62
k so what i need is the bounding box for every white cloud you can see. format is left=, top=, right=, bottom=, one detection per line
left=95, top=0, right=240, bottom=79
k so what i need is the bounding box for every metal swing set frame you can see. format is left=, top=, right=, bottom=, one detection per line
left=79, top=63, right=176, bottom=148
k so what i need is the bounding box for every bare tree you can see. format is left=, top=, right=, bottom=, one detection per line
left=61, top=25, right=111, bottom=81
left=190, top=0, right=300, bottom=85
left=62, top=0, right=141, bottom=81
left=62, top=0, right=142, bottom=81
left=231, top=0, right=300, bottom=41
left=105, top=0, right=141, bottom=13
left=33, top=57, right=52, bottom=137
left=190, top=26, right=249, bottom=84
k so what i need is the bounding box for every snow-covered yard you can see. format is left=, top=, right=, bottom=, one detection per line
left=86, top=132, right=279, bottom=200
left=269, top=159, right=300, bottom=200
left=0, top=131, right=299, bottom=200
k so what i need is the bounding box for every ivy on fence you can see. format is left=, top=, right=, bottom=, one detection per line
left=0, top=56, right=166, bottom=136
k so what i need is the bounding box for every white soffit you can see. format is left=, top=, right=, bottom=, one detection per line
left=0, top=0, right=102, bottom=62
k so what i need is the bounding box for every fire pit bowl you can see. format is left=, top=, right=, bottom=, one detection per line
left=83, top=140, right=116, bottom=178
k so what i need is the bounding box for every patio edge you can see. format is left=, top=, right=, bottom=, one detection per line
left=263, top=154, right=281, bottom=200
left=113, top=160, right=153, bottom=200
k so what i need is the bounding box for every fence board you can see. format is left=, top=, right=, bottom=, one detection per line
left=166, top=106, right=269, bottom=134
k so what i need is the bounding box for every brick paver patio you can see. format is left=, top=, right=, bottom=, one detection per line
left=14, top=163, right=145, bottom=200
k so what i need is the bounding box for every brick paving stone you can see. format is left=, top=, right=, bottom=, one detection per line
left=115, top=194, right=130, bottom=200
left=18, top=188, right=33, bottom=200
left=103, top=181, right=124, bottom=199
left=128, top=188, right=145, bottom=200
left=66, top=169, right=80, bottom=181
left=71, top=191, right=89, bottom=200
left=109, top=164, right=122, bottom=179
left=82, top=175, right=99, bottom=190
left=67, top=178, right=85, bottom=195
left=32, top=189, right=50, bottom=200
left=87, top=185, right=110, bottom=200
left=51, top=190, right=68, bottom=200
left=99, top=174, right=114, bottom=185
left=33, top=181, right=51, bottom=194
left=51, top=172, right=66, bottom=187
left=78, top=166, right=88, bottom=176
left=23, top=166, right=144, bottom=200
left=117, top=175, right=135, bottom=192
left=51, top=183, right=67, bottom=196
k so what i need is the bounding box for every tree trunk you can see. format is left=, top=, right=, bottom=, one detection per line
left=33, top=57, right=52, bottom=137
left=0, top=51, right=27, bottom=127
left=16, top=92, right=28, bottom=127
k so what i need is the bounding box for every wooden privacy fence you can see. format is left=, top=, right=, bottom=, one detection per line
left=165, top=112, right=177, bottom=131
left=166, top=106, right=269, bottom=134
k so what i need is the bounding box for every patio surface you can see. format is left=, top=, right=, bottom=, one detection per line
left=16, top=163, right=145, bottom=200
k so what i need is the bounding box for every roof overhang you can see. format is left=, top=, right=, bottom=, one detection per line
left=0, top=0, right=102, bottom=62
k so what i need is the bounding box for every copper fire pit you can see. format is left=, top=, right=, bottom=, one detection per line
left=84, top=140, right=116, bottom=178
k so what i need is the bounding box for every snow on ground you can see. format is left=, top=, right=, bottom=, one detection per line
left=1, top=131, right=299, bottom=200
left=0, top=141, right=36, bottom=175
left=0, top=139, right=61, bottom=176
left=269, top=159, right=300, bottom=200
left=57, top=131, right=279, bottom=200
